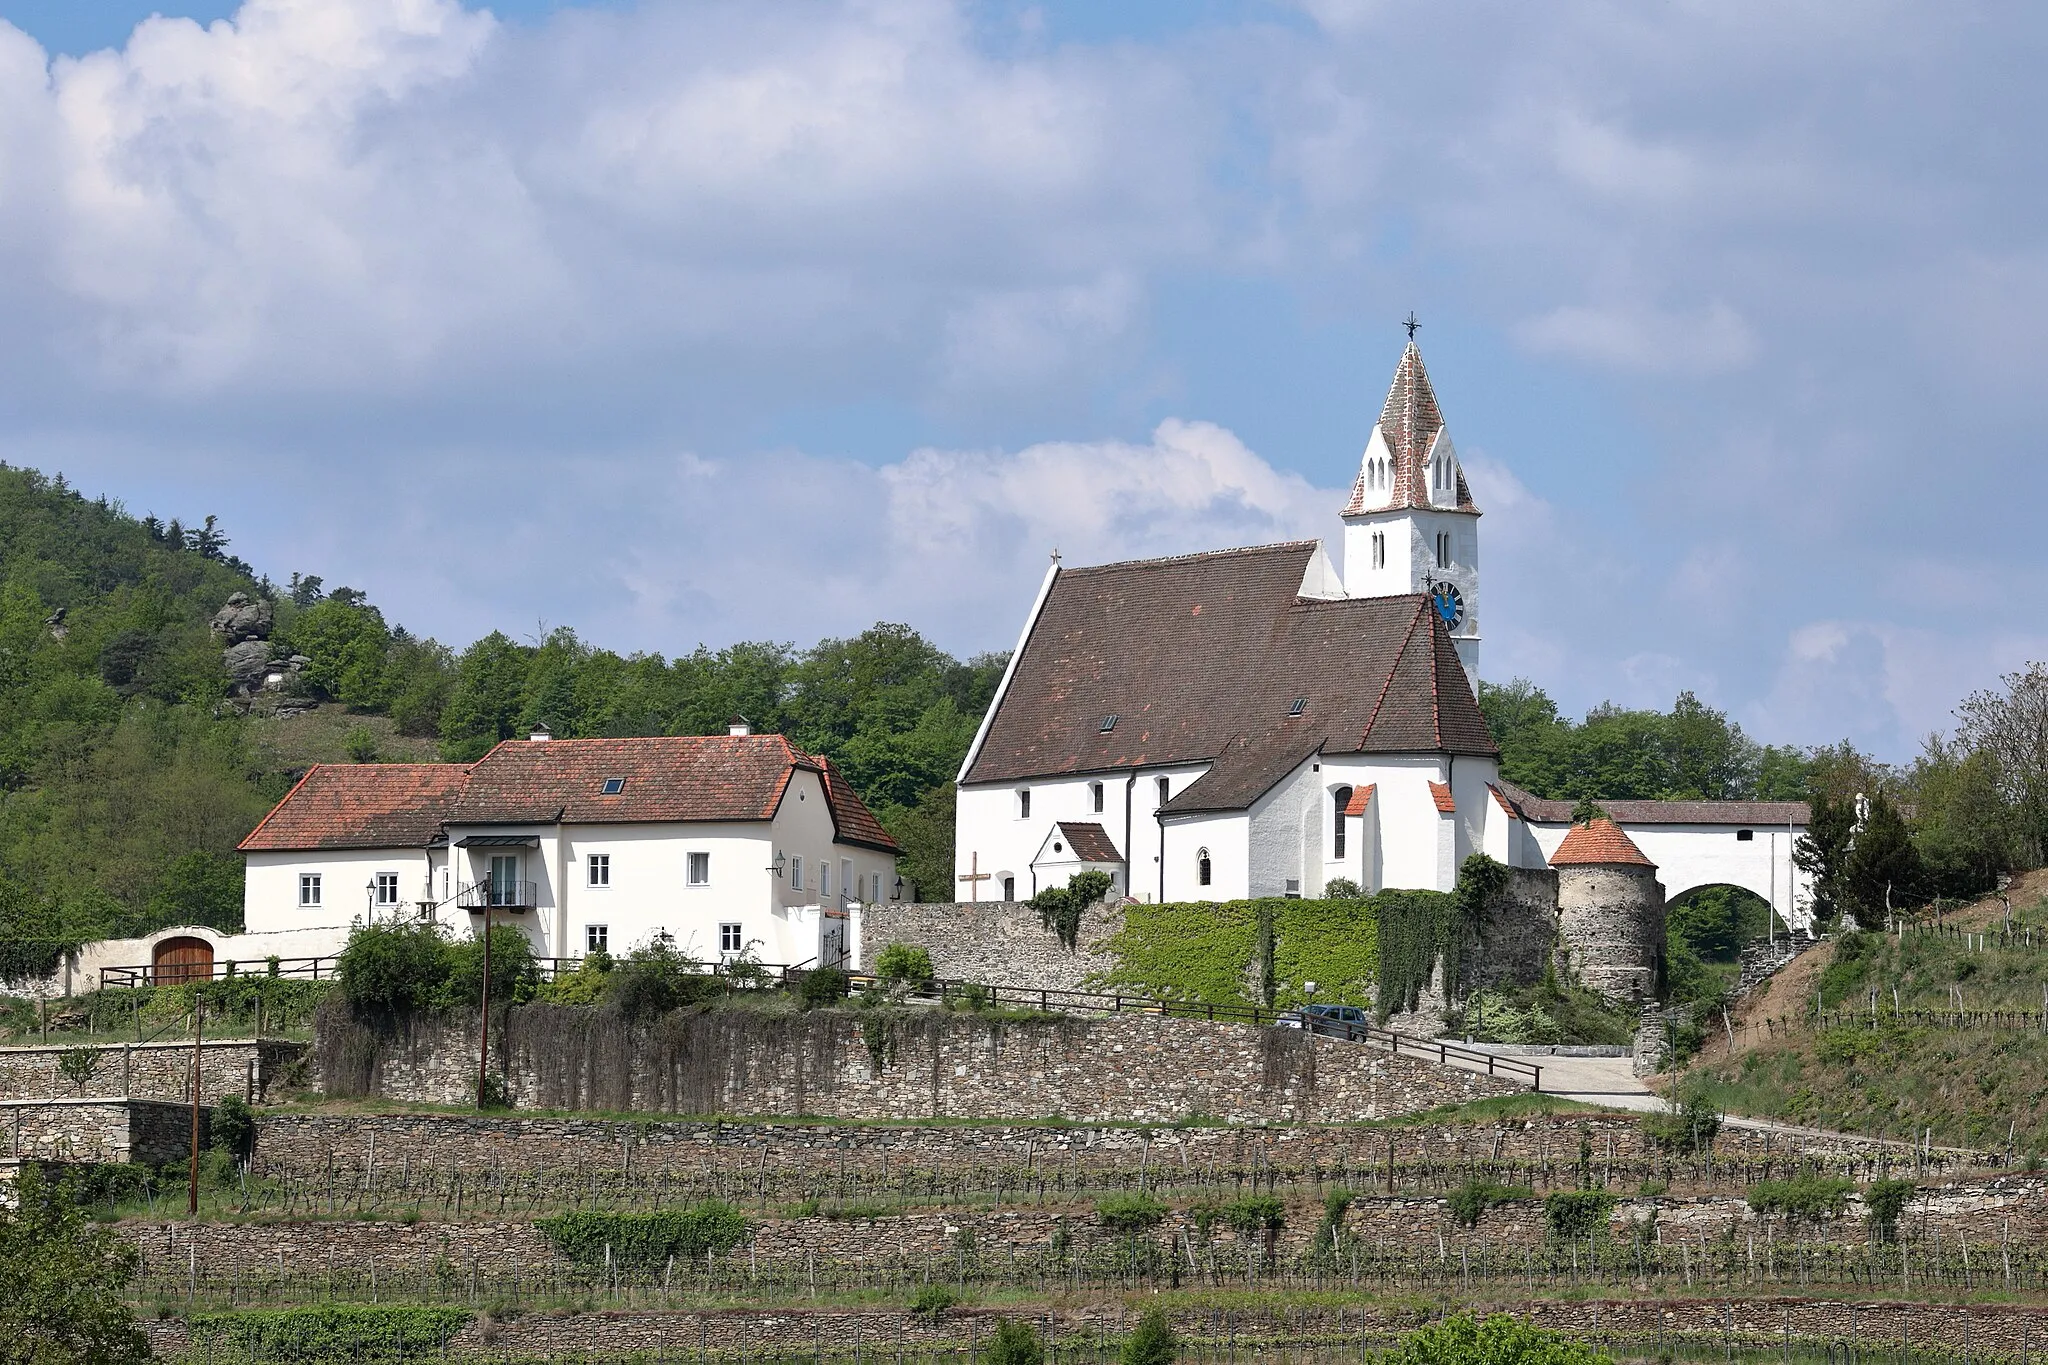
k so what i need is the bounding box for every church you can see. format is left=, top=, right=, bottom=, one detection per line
left=953, top=340, right=1813, bottom=930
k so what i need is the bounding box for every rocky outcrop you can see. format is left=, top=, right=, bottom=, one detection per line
left=209, top=591, right=273, bottom=644
left=211, top=591, right=308, bottom=697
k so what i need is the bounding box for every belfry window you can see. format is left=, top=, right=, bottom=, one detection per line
left=1197, top=848, right=1212, bottom=887
left=1332, top=787, right=1352, bottom=860
left=1435, top=532, right=1452, bottom=569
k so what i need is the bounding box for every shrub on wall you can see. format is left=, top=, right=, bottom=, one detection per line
left=1031, top=870, right=1115, bottom=950
left=1093, top=900, right=1260, bottom=1004
left=336, top=922, right=451, bottom=1019
left=1272, top=899, right=1378, bottom=1008
left=189, top=1306, right=469, bottom=1360
left=875, top=943, right=936, bottom=990
left=536, top=1203, right=749, bottom=1271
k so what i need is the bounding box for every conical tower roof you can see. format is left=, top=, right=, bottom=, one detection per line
left=1341, top=341, right=1479, bottom=517
left=1549, top=817, right=1656, bottom=868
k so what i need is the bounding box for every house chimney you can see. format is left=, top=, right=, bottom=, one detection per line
left=727, top=715, right=752, bottom=738
left=528, top=723, right=551, bottom=742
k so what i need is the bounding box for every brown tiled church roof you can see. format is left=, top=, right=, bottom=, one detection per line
left=1340, top=341, right=1480, bottom=518
left=239, top=764, right=472, bottom=852
left=1055, top=821, right=1122, bottom=863
left=963, top=540, right=1496, bottom=813
left=1549, top=817, right=1656, bottom=868
left=242, top=736, right=899, bottom=854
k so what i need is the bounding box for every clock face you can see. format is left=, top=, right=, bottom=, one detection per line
left=1431, top=581, right=1466, bottom=631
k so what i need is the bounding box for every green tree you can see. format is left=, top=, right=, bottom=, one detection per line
left=0, top=1165, right=151, bottom=1365
left=1794, top=789, right=1857, bottom=927
left=1119, top=1309, right=1177, bottom=1365
left=145, top=851, right=246, bottom=933
left=1844, top=790, right=1924, bottom=928
left=882, top=781, right=955, bottom=904
left=337, top=921, right=450, bottom=1019
left=439, top=631, right=530, bottom=761
left=979, top=1318, right=1045, bottom=1365
left=1386, top=1313, right=1610, bottom=1365
left=443, top=923, right=541, bottom=1008
left=276, top=597, right=393, bottom=709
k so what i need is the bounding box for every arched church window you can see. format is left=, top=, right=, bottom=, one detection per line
left=1332, top=787, right=1351, bottom=859
left=1197, top=849, right=1212, bottom=887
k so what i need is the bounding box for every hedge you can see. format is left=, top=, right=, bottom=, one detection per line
left=535, top=1203, right=749, bottom=1271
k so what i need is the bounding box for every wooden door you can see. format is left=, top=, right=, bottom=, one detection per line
left=152, top=936, right=214, bottom=986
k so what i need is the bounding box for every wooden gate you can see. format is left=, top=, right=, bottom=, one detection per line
left=152, top=936, right=215, bottom=986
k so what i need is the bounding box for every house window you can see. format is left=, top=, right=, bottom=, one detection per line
left=841, top=859, right=854, bottom=900
left=871, top=872, right=882, bottom=903
left=1285, top=879, right=1302, bottom=899
left=1289, top=697, right=1307, bottom=716
left=1435, top=532, right=1451, bottom=568
left=688, top=852, right=710, bottom=885
left=1002, top=875, right=1016, bottom=901
left=1197, top=849, right=1212, bottom=887
left=600, top=777, right=625, bottom=795
left=374, top=872, right=401, bottom=906
left=821, top=861, right=832, bottom=898
left=585, top=924, right=608, bottom=954
left=299, top=873, right=322, bottom=908
left=790, top=856, right=803, bottom=890
left=1157, top=777, right=1170, bottom=806
left=1371, top=532, right=1385, bottom=570
left=1091, top=782, right=1104, bottom=814
left=1100, top=715, right=1117, bottom=732
left=587, top=854, right=610, bottom=887
left=719, top=922, right=743, bottom=954
left=1332, top=788, right=1351, bottom=860
left=1017, top=789, right=1031, bottom=819
left=1736, top=829, right=1755, bottom=842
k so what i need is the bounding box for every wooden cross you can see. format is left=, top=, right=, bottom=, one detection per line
left=957, top=851, right=991, bottom=904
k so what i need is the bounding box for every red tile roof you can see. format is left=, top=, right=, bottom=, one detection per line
left=241, top=736, right=898, bottom=855
left=1549, top=818, right=1656, bottom=868
left=1055, top=821, right=1122, bottom=863
left=238, top=764, right=472, bottom=852
left=1488, top=784, right=1518, bottom=815
left=1427, top=780, right=1456, bottom=813
left=1493, top=780, right=1809, bottom=828
left=966, top=541, right=1495, bottom=815
left=1342, top=784, right=1375, bottom=817
left=1340, top=342, right=1481, bottom=518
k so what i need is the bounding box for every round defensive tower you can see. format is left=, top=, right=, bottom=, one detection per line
left=1549, top=817, right=1666, bottom=1001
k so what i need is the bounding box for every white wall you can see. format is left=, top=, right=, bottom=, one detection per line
left=768, top=765, right=898, bottom=967
left=960, top=764, right=1208, bottom=905
left=1523, top=820, right=1813, bottom=930
left=245, top=847, right=438, bottom=937
left=1160, top=811, right=1250, bottom=902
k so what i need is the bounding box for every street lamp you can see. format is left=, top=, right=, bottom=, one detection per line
left=365, top=879, right=377, bottom=922
left=892, top=875, right=906, bottom=902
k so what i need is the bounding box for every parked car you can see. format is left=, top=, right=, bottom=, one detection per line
left=1275, top=1003, right=1370, bottom=1037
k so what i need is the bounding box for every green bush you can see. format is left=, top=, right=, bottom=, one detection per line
left=1120, top=1308, right=1177, bottom=1365
left=799, top=966, right=851, bottom=1008
left=910, top=1283, right=956, bottom=1317
left=1386, top=1312, right=1612, bottom=1365
left=1864, top=1179, right=1914, bottom=1240
left=336, top=922, right=449, bottom=1018
left=1747, top=1173, right=1854, bottom=1222
left=189, top=1305, right=468, bottom=1360
left=1542, top=1191, right=1614, bottom=1243
left=606, top=939, right=717, bottom=1021
left=1448, top=1178, right=1536, bottom=1228
left=1095, top=1191, right=1168, bottom=1232
left=876, top=943, right=936, bottom=991
left=1223, top=1194, right=1285, bottom=1245
left=1643, top=1079, right=1721, bottom=1153
left=1031, top=869, right=1115, bottom=950
left=979, top=1318, right=1045, bottom=1365
left=537, top=949, right=612, bottom=1005
left=441, top=923, right=540, bottom=1008
left=209, top=1094, right=255, bottom=1161
left=534, top=1204, right=748, bottom=1271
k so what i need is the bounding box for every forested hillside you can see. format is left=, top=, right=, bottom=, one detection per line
left=0, top=461, right=2036, bottom=965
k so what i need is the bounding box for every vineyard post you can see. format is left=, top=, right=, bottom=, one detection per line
left=188, top=994, right=204, bottom=1216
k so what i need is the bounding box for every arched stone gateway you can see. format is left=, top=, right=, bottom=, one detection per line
left=151, top=935, right=215, bottom=985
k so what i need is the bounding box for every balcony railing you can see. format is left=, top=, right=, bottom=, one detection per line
left=456, top=879, right=539, bottom=911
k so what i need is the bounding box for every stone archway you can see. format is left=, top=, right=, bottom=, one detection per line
left=151, top=935, right=215, bottom=986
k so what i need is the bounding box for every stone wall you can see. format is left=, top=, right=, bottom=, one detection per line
left=3, top=1098, right=204, bottom=1165
left=858, top=900, right=1120, bottom=992
left=316, top=1003, right=1520, bottom=1123
left=140, top=1298, right=2048, bottom=1362
left=249, top=1109, right=1977, bottom=1185
left=0, top=1039, right=303, bottom=1104
left=1556, top=864, right=1665, bottom=1000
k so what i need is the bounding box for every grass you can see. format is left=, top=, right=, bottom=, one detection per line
left=249, top=700, right=441, bottom=768
left=1687, top=920, right=2048, bottom=1151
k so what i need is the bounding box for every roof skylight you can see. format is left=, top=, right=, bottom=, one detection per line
left=1289, top=697, right=1307, bottom=716
left=1099, top=715, right=1118, bottom=733
left=601, top=777, right=626, bottom=795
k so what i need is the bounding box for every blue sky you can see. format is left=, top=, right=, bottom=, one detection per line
left=0, top=0, right=2041, bottom=761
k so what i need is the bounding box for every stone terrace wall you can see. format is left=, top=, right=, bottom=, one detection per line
left=859, top=900, right=1120, bottom=992
left=118, top=1178, right=2048, bottom=1287
left=140, top=1298, right=2048, bottom=1362
left=317, top=1005, right=1520, bottom=1123
left=250, top=1110, right=1975, bottom=1185
left=4, top=1098, right=203, bottom=1165
left=0, top=1039, right=303, bottom=1104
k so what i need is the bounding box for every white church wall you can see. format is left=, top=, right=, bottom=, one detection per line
left=1523, top=820, right=1812, bottom=931
left=1450, top=756, right=1498, bottom=874
left=1246, top=755, right=1323, bottom=898
left=1161, top=811, right=1250, bottom=902
left=1320, top=755, right=1453, bottom=893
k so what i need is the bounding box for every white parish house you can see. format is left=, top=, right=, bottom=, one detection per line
left=240, top=723, right=900, bottom=967
left=955, top=340, right=1812, bottom=925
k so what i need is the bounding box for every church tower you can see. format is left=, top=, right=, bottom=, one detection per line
left=1339, top=339, right=1482, bottom=686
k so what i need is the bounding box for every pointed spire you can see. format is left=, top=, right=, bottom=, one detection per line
left=1341, top=339, right=1477, bottom=518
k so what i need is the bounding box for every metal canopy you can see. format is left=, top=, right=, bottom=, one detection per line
left=454, top=834, right=540, bottom=848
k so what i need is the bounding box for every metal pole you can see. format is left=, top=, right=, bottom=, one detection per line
left=477, top=902, right=492, bottom=1109
left=189, top=994, right=204, bottom=1216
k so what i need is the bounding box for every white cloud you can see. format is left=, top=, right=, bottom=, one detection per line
left=1515, top=300, right=1757, bottom=376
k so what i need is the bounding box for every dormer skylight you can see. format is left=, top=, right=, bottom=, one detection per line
left=601, top=777, right=626, bottom=795
left=1100, top=715, right=1118, bottom=733
left=1289, top=697, right=1307, bottom=716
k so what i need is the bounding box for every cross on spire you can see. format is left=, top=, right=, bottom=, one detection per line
left=1404, top=311, right=1420, bottom=340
